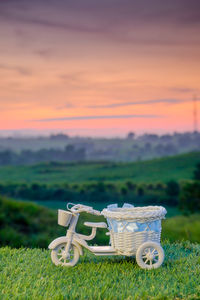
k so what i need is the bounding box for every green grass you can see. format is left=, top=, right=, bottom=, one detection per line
left=0, top=242, right=200, bottom=299
left=162, top=214, right=200, bottom=243
left=0, top=152, right=199, bottom=184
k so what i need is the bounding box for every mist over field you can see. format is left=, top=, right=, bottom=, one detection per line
left=0, top=131, right=200, bottom=164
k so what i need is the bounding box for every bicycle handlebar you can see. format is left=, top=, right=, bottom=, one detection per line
left=67, top=203, right=101, bottom=216
left=91, top=209, right=101, bottom=216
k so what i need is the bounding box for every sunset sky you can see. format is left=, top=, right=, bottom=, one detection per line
left=0, top=0, right=200, bottom=137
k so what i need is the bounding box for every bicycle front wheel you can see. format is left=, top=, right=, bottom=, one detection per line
left=51, top=242, right=80, bottom=267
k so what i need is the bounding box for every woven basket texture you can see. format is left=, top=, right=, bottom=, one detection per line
left=102, top=206, right=167, bottom=221
left=102, top=205, right=166, bottom=255
left=110, top=231, right=161, bottom=255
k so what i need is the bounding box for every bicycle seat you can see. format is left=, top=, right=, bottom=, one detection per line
left=84, top=222, right=107, bottom=228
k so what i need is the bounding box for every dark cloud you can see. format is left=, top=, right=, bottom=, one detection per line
left=1, top=0, right=200, bottom=46
left=56, top=103, right=76, bottom=110
left=59, top=72, right=87, bottom=85
left=33, top=114, right=163, bottom=122
left=87, top=99, right=181, bottom=108
left=169, top=87, right=198, bottom=94
left=34, top=49, right=54, bottom=59
left=0, top=5, right=106, bottom=35
left=0, top=63, right=32, bottom=76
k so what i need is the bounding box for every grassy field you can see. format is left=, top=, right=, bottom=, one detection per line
left=162, top=214, right=200, bottom=243
left=0, top=242, right=200, bottom=299
left=34, top=200, right=181, bottom=216
left=0, top=152, right=199, bottom=184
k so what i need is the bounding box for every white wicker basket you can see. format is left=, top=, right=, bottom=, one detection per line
left=58, top=209, right=72, bottom=227
left=102, top=205, right=166, bottom=255
left=102, top=206, right=166, bottom=222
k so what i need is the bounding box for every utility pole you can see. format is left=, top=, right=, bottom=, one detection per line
left=193, top=94, right=198, bottom=133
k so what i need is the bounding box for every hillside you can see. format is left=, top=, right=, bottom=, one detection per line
left=0, top=243, right=200, bottom=299
left=0, top=196, right=110, bottom=248
left=0, top=152, right=199, bottom=184
left=1, top=196, right=200, bottom=250
left=0, top=196, right=63, bottom=248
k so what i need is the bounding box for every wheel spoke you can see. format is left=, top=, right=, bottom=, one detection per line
left=53, top=243, right=79, bottom=266
left=136, top=243, right=164, bottom=269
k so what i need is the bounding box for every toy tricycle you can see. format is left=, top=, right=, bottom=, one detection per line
left=49, top=203, right=167, bottom=269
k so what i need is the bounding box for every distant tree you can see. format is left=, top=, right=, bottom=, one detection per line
left=159, top=134, right=172, bottom=143
left=155, top=183, right=165, bottom=191
left=31, top=183, right=40, bottom=191
left=165, top=180, right=180, bottom=205
left=20, top=150, right=35, bottom=164
left=164, top=143, right=177, bottom=155
left=137, top=186, right=144, bottom=196
left=125, top=181, right=136, bottom=190
left=194, top=163, right=200, bottom=180
left=50, top=133, right=69, bottom=140
left=53, top=188, right=67, bottom=201
left=144, top=142, right=152, bottom=152
left=154, top=144, right=165, bottom=156
left=121, top=187, right=128, bottom=195
left=154, top=143, right=177, bottom=156
left=75, top=147, right=86, bottom=161
left=166, top=180, right=180, bottom=197
left=96, top=182, right=106, bottom=193
left=179, top=182, right=200, bottom=213
left=72, top=184, right=79, bottom=190
left=141, top=134, right=159, bottom=142
left=177, top=133, right=192, bottom=147
left=147, top=184, right=153, bottom=190
left=127, top=132, right=135, bottom=139
left=0, top=150, right=17, bottom=165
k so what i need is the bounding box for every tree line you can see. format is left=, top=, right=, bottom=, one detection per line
left=0, top=145, right=86, bottom=165
left=0, top=131, right=200, bottom=163
left=0, top=177, right=199, bottom=213
left=1, top=162, right=200, bottom=212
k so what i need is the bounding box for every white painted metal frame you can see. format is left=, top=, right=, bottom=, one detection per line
left=49, top=203, right=167, bottom=269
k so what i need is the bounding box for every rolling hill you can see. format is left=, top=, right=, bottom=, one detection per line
left=0, top=151, right=199, bottom=184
